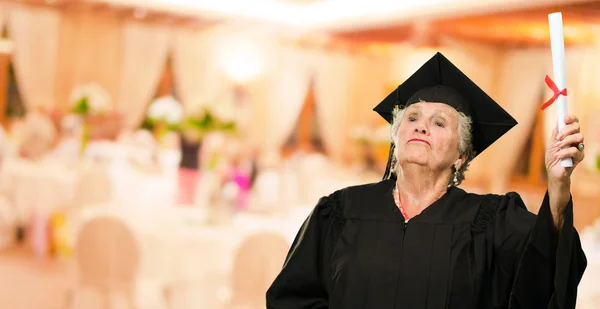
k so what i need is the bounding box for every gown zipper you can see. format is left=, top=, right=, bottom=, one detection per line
left=394, top=219, right=408, bottom=309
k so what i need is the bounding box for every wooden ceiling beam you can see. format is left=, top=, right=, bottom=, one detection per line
left=454, top=2, right=600, bottom=24
left=0, top=0, right=223, bottom=30
left=329, top=1, right=600, bottom=48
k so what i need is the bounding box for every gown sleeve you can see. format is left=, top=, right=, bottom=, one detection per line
left=266, top=190, right=344, bottom=309
left=489, top=191, right=587, bottom=309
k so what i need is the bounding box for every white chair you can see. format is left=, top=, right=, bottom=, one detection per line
left=64, top=216, right=140, bottom=309
left=227, top=232, right=290, bottom=309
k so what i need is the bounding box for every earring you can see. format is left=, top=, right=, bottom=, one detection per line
left=453, top=169, right=459, bottom=186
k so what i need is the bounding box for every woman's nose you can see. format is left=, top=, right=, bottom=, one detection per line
left=414, top=125, right=428, bottom=135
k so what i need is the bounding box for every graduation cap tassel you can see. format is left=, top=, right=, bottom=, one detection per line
left=382, top=143, right=395, bottom=180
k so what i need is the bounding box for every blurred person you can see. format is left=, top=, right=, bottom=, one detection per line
left=227, top=148, right=253, bottom=211
left=248, top=147, right=261, bottom=189
left=16, top=106, right=57, bottom=160
left=266, top=53, right=586, bottom=308
left=51, top=114, right=84, bottom=162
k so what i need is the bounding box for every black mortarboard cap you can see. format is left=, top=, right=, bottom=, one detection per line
left=374, top=52, right=517, bottom=160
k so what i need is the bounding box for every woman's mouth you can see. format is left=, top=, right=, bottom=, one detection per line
left=408, top=138, right=431, bottom=146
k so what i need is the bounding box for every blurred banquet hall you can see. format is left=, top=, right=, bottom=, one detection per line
left=0, top=0, right=599, bottom=308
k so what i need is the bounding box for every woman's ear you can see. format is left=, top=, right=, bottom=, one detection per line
left=454, top=159, right=462, bottom=170
left=455, top=152, right=468, bottom=169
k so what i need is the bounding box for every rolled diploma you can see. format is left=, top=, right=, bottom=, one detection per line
left=548, top=12, right=573, bottom=167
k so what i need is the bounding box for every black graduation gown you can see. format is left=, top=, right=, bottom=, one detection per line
left=266, top=179, right=587, bottom=309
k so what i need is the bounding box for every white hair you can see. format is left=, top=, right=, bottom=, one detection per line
left=389, top=105, right=475, bottom=186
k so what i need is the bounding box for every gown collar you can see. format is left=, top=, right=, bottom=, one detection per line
left=344, top=179, right=468, bottom=223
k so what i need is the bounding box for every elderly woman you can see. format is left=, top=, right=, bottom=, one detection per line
left=266, top=53, right=587, bottom=309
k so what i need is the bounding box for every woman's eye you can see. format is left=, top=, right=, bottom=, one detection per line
left=435, top=121, right=445, bottom=128
left=408, top=117, right=417, bottom=122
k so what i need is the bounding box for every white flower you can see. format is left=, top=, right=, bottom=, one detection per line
left=147, top=96, right=184, bottom=125
left=69, top=83, right=111, bottom=115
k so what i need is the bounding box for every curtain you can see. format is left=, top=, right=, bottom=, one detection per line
left=171, top=25, right=229, bottom=113
left=54, top=10, right=123, bottom=111
left=575, top=45, right=600, bottom=173
left=7, top=4, right=61, bottom=111
left=116, top=21, right=171, bottom=130
left=313, top=50, right=355, bottom=161
left=348, top=53, right=390, bottom=125
left=0, top=3, right=9, bottom=33
left=264, top=44, right=314, bottom=155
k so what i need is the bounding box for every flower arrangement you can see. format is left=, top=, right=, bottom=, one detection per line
left=68, top=83, right=111, bottom=154
left=69, top=83, right=111, bottom=117
left=144, top=96, right=184, bottom=143
left=181, top=107, right=238, bottom=177
left=182, top=108, right=237, bottom=138
left=147, top=96, right=184, bottom=129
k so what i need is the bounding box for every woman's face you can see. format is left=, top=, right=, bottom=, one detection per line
left=396, top=102, right=462, bottom=172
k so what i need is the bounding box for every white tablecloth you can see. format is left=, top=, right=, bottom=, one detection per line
left=0, top=145, right=180, bottom=220
left=0, top=158, right=79, bottom=219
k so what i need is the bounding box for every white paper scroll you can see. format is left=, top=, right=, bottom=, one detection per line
left=548, top=12, right=573, bottom=168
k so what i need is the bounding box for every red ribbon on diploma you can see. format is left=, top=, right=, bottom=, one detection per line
left=541, top=74, right=567, bottom=110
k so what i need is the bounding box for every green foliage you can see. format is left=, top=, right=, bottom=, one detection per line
left=182, top=108, right=237, bottom=137
left=71, top=97, right=89, bottom=115
left=143, top=117, right=181, bottom=132
left=80, top=124, right=90, bottom=154
left=140, top=118, right=154, bottom=131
